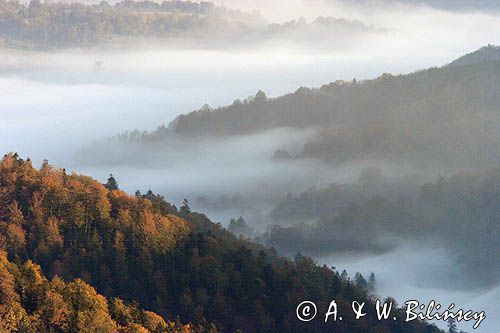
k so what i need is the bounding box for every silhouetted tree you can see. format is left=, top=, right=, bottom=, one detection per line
left=354, top=272, right=368, bottom=292
left=447, top=318, right=458, bottom=333
left=180, top=198, right=191, bottom=214
left=105, top=174, right=119, bottom=190
left=368, top=272, right=376, bottom=293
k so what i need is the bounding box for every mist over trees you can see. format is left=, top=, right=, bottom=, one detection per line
left=70, top=45, right=500, bottom=295
left=73, top=47, right=500, bottom=295
left=265, top=167, right=500, bottom=287
left=0, top=0, right=378, bottom=50
left=0, top=153, right=443, bottom=332
left=94, top=47, right=500, bottom=171
left=270, top=166, right=417, bottom=223
left=0, top=0, right=260, bottom=49
left=2, top=0, right=499, bottom=328
left=450, top=45, right=500, bottom=67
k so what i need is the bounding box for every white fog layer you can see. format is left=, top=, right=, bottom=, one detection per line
left=321, top=242, right=500, bottom=333
left=1, top=1, right=499, bottom=332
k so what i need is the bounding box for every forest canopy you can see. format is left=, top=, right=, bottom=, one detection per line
left=0, top=251, right=198, bottom=332
left=97, top=50, right=500, bottom=170
left=0, top=0, right=376, bottom=49
left=0, top=153, right=442, bottom=332
left=266, top=167, right=500, bottom=287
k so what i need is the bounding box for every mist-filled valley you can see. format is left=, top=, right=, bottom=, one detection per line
left=1, top=0, right=500, bottom=332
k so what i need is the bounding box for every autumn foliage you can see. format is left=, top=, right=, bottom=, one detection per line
left=0, top=153, right=441, bottom=332
left=0, top=250, right=201, bottom=332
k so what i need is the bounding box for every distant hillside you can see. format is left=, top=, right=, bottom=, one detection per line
left=0, top=0, right=261, bottom=49
left=266, top=167, right=500, bottom=287
left=0, top=0, right=377, bottom=50
left=107, top=49, right=500, bottom=169
left=449, top=45, right=500, bottom=66
left=262, top=16, right=380, bottom=48
left=0, top=153, right=441, bottom=332
left=270, top=167, right=417, bottom=223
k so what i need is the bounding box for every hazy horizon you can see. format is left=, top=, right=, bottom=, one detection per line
left=1, top=1, right=499, bottom=332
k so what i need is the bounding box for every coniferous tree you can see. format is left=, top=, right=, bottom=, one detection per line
left=354, top=272, right=368, bottom=292
left=180, top=198, right=191, bottom=214
left=447, top=318, right=458, bottom=333
left=104, top=174, right=119, bottom=191
left=368, top=272, right=376, bottom=293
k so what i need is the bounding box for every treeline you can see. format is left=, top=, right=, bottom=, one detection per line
left=270, top=167, right=419, bottom=223
left=449, top=45, right=500, bottom=67
left=266, top=167, right=500, bottom=287
left=121, top=51, right=500, bottom=169
left=0, top=153, right=442, bottom=332
left=0, top=0, right=260, bottom=49
left=0, top=0, right=374, bottom=49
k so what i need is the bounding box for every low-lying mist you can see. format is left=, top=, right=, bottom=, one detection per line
left=2, top=2, right=500, bottom=331
left=1, top=42, right=454, bottom=232
left=320, top=241, right=500, bottom=333
left=0, top=39, right=461, bottom=166
left=78, top=127, right=431, bottom=231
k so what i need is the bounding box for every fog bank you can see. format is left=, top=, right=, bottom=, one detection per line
left=321, top=242, right=500, bottom=333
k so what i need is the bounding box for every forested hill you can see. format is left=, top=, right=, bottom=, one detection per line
left=449, top=45, right=500, bottom=67
left=119, top=48, right=499, bottom=167
left=160, top=49, right=500, bottom=137
left=267, top=166, right=500, bottom=287
left=0, top=153, right=442, bottom=332
left=0, top=0, right=375, bottom=50
left=0, top=0, right=260, bottom=49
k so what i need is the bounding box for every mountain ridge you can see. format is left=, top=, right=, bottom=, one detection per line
left=86, top=46, right=500, bottom=169
left=449, top=45, right=500, bottom=67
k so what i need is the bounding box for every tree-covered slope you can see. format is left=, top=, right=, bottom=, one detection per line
left=0, top=0, right=260, bottom=49
left=266, top=167, right=500, bottom=286
left=0, top=251, right=197, bottom=332
left=168, top=57, right=500, bottom=137
left=0, top=0, right=374, bottom=50
left=0, top=153, right=442, bottom=332
left=111, top=51, right=499, bottom=168
left=449, top=45, right=500, bottom=67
